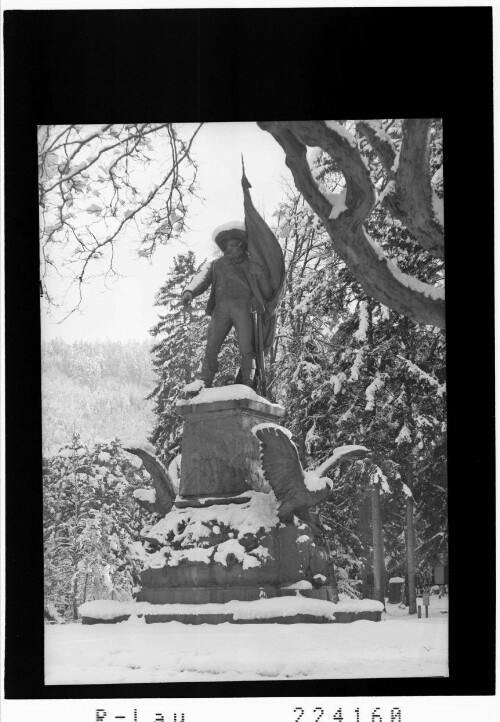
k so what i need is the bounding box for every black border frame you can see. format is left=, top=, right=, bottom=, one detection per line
left=3, top=7, right=495, bottom=700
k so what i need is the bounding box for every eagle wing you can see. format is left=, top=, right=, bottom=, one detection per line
left=252, top=425, right=307, bottom=517
left=123, top=445, right=176, bottom=515
left=315, top=445, right=370, bottom=477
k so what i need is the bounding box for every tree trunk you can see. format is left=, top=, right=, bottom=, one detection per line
left=72, top=575, right=79, bottom=621
left=401, top=338, right=418, bottom=616
left=380, top=523, right=387, bottom=605
left=365, top=300, right=385, bottom=608
left=83, top=572, right=89, bottom=604
left=371, top=484, right=385, bottom=607
left=406, top=462, right=417, bottom=614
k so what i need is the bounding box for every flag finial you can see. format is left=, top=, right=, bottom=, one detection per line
left=241, top=154, right=252, bottom=190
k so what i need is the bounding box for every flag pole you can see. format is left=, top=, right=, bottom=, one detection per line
left=257, top=311, right=267, bottom=397
left=242, top=156, right=267, bottom=396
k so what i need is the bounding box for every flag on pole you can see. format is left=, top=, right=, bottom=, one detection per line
left=241, top=157, right=285, bottom=353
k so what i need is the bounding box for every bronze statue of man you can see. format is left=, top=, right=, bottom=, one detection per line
left=181, top=224, right=273, bottom=389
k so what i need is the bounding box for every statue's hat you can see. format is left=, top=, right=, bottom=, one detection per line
left=212, top=221, right=247, bottom=252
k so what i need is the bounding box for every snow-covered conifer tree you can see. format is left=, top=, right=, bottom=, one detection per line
left=43, top=434, right=150, bottom=621
left=268, top=125, right=446, bottom=600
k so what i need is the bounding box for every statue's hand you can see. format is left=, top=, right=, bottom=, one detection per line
left=181, top=290, right=193, bottom=306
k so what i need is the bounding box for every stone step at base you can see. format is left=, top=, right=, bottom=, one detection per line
left=81, top=609, right=381, bottom=625
left=79, top=597, right=383, bottom=626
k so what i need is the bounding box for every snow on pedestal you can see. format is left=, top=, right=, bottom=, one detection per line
left=136, top=490, right=336, bottom=607
left=79, top=595, right=384, bottom=625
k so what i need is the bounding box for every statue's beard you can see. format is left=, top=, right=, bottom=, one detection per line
left=224, top=249, right=247, bottom=265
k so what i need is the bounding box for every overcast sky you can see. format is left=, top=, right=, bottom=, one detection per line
left=41, top=122, right=294, bottom=343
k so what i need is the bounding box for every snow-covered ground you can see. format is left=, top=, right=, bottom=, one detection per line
left=44, top=595, right=448, bottom=684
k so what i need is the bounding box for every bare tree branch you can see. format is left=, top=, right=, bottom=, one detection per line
left=39, top=123, right=203, bottom=318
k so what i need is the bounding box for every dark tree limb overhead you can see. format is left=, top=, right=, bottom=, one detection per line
left=377, top=119, right=444, bottom=259
left=258, top=120, right=445, bottom=329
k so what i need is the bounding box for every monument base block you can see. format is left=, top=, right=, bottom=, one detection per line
left=79, top=597, right=384, bottom=625
left=176, top=387, right=285, bottom=497
left=82, top=388, right=383, bottom=626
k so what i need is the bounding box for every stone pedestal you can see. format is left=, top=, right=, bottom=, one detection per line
left=133, top=389, right=338, bottom=612
left=81, top=387, right=382, bottom=624
left=176, top=390, right=285, bottom=499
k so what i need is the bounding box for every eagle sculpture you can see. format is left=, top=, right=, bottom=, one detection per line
left=123, top=443, right=177, bottom=517
left=252, top=423, right=370, bottom=533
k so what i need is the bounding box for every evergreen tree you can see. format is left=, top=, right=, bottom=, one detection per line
left=43, top=434, right=152, bottom=621
left=268, top=130, right=446, bottom=600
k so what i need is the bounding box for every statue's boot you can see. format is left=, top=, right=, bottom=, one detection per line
left=240, top=355, right=256, bottom=388
left=200, top=360, right=216, bottom=389
left=184, top=379, right=208, bottom=398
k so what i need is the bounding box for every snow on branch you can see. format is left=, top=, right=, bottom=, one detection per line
left=370, top=466, right=391, bottom=494
left=258, top=120, right=445, bottom=329
left=356, top=120, right=398, bottom=179
left=395, top=424, right=412, bottom=445
left=365, top=372, right=385, bottom=410
left=361, top=119, right=444, bottom=259
left=397, top=355, right=446, bottom=396
left=353, top=301, right=369, bottom=341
